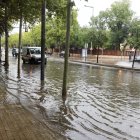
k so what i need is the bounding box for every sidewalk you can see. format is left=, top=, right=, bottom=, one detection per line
left=0, top=81, right=65, bottom=140
left=0, top=54, right=66, bottom=140
left=69, top=54, right=128, bottom=64
left=0, top=103, right=65, bottom=140
left=69, top=55, right=140, bottom=70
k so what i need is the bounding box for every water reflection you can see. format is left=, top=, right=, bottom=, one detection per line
left=0, top=58, right=140, bottom=140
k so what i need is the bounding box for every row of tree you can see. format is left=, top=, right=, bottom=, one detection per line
left=0, top=0, right=82, bottom=97
left=5, top=0, right=140, bottom=52
left=1, top=0, right=140, bottom=97
left=89, top=0, right=140, bottom=51
left=0, top=0, right=68, bottom=65
left=1, top=0, right=140, bottom=55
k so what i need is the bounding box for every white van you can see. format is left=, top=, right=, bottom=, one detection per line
left=21, top=47, right=47, bottom=64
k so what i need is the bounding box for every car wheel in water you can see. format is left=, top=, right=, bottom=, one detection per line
left=30, top=59, right=35, bottom=64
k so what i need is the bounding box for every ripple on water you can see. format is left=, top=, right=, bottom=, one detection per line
left=0, top=59, right=140, bottom=140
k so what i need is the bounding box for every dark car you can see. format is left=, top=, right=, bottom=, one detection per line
left=12, top=48, right=18, bottom=57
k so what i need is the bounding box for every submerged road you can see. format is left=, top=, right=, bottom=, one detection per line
left=0, top=54, right=140, bottom=140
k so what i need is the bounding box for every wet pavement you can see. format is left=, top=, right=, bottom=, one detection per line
left=0, top=53, right=66, bottom=140
left=0, top=53, right=140, bottom=140
left=0, top=104, right=64, bottom=140
left=69, top=54, right=140, bottom=70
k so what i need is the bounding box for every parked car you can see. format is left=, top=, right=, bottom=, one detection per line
left=21, top=47, right=47, bottom=64
left=59, top=51, right=65, bottom=57
left=134, top=56, right=140, bottom=62
left=12, top=48, right=19, bottom=57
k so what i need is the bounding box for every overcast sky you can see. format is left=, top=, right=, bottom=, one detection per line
left=11, top=0, right=140, bottom=34
left=75, top=0, right=140, bottom=26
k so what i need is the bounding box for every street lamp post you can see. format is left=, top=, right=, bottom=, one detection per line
left=62, top=0, right=74, bottom=99
left=84, top=43, right=88, bottom=62
left=84, top=5, right=94, bottom=19
left=131, top=17, right=140, bottom=68
left=41, top=0, right=46, bottom=81
left=132, top=28, right=139, bottom=68
left=5, top=4, right=9, bottom=66
left=84, top=5, right=94, bottom=58
left=17, top=12, right=23, bottom=78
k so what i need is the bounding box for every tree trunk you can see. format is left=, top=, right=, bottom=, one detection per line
left=41, top=0, right=46, bottom=81
left=17, top=13, right=22, bottom=78
left=62, top=0, right=71, bottom=99
left=4, top=5, right=9, bottom=66
left=132, top=49, right=136, bottom=68
left=132, top=29, right=139, bottom=69
left=0, top=35, right=1, bottom=62
left=97, top=45, right=99, bottom=63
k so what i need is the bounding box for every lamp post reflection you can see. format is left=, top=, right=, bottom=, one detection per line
left=84, top=5, right=94, bottom=59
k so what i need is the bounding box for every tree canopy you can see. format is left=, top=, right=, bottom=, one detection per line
left=88, top=0, right=138, bottom=50
left=2, top=0, right=140, bottom=51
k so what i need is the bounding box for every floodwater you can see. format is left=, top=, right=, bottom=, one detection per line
left=0, top=56, right=140, bottom=140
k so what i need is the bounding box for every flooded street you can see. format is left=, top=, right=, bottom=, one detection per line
left=0, top=55, right=140, bottom=140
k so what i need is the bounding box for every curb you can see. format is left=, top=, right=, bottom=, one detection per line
left=70, top=60, right=140, bottom=72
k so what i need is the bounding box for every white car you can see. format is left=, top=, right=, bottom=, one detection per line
left=59, top=51, right=65, bottom=57
left=134, top=56, right=140, bottom=62
left=22, top=47, right=47, bottom=64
